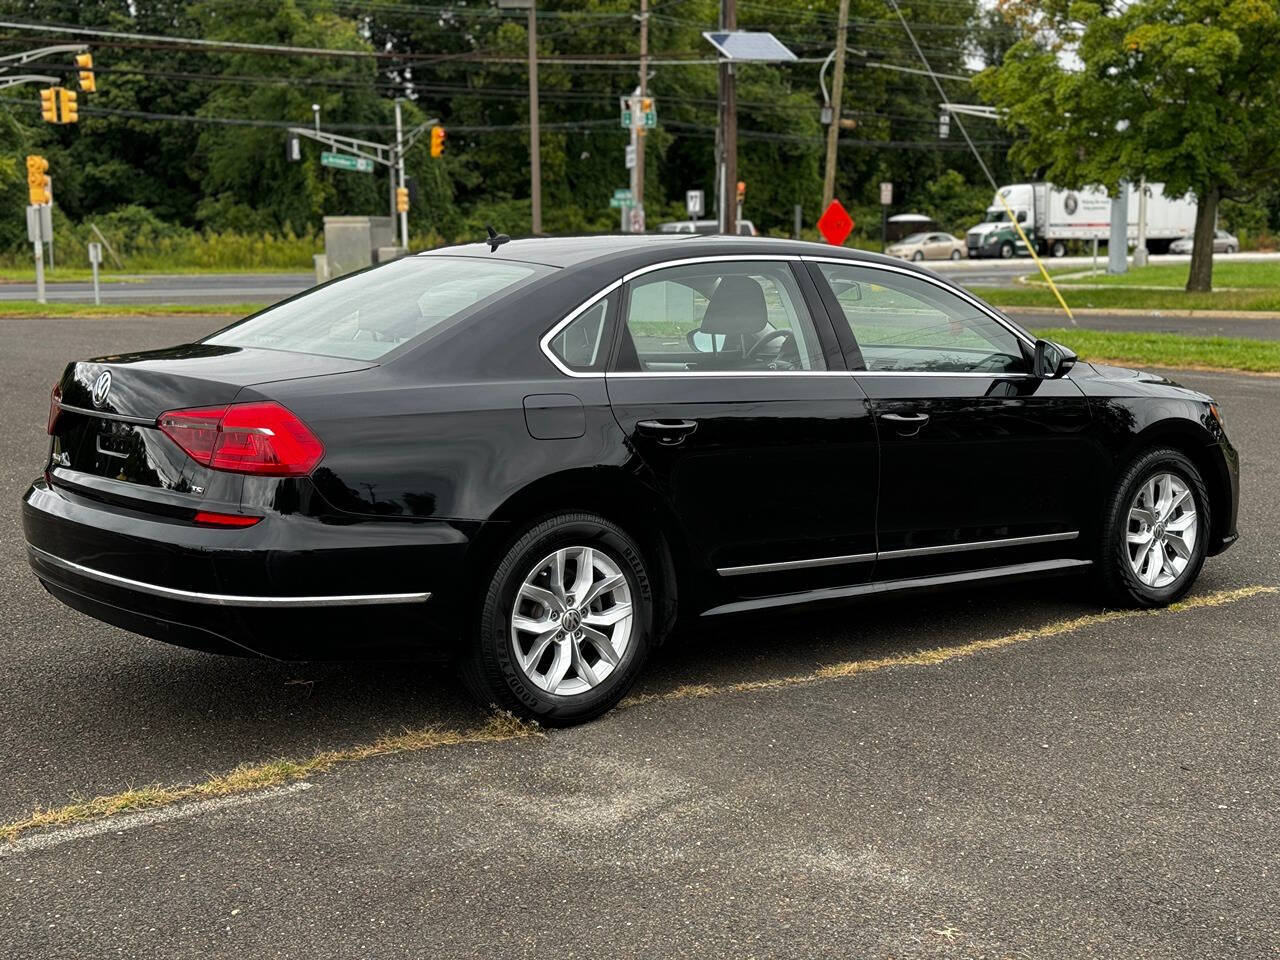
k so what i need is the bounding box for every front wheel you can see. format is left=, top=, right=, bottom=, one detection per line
left=1000, top=241, right=1015, bottom=259
left=911, top=251, right=924, bottom=262
left=459, top=512, right=655, bottom=726
left=1097, top=448, right=1210, bottom=607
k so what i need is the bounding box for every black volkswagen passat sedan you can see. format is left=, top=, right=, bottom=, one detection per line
left=23, top=236, right=1239, bottom=725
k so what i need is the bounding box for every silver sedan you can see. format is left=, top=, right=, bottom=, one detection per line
left=886, top=232, right=967, bottom=261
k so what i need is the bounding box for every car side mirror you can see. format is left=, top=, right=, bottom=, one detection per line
left=1032, top=338, right=1077, bottom=379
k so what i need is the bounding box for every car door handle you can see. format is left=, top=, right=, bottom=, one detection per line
left=879, top=412, right=930, bottom=436
left=636, top=419, right=698, bottom=445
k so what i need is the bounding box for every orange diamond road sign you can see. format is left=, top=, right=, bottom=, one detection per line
left=817, top=200, right=853, bottom=246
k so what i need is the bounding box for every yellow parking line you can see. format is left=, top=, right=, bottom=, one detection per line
left=2, top=585, right=1274, bottom=846
left=620, top=585, right=1278, bottom=706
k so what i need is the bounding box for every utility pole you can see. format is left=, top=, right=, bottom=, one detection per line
left=821, top=0, right=850, bottom=212
left=634, top=0, right=648, bottom=221
left=394, top=98, right=408, bottom=248
left=528, top=2, right=542, bottom=234
left=718, top=0, right=737, bottom=235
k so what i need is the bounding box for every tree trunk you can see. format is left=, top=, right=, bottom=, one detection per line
left=1186, top=185, right=1218, bottom=293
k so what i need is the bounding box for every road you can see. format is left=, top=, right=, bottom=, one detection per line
left=1, top=316, right=1278, bottom=958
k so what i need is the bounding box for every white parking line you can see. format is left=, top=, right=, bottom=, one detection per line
left=1, top=782, right=313, bottom=857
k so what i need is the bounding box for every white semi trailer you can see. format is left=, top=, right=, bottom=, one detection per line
left=965, top=182, right=1197, bottom=259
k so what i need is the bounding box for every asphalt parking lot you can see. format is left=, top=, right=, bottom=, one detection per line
left=1, top=315, right=1277, bottom=958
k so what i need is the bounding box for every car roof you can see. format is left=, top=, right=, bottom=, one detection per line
left=417, top=233, right=914, bottom=275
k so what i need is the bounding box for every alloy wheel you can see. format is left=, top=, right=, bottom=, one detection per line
left=1126, top=472, right=1198, bottom=588
left=510, top=545, right=634, bottom=696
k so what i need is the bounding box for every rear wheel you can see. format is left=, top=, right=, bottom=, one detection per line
left=1051, top=240, right=1067, bottom=257
left=459, top=512, right=654, bottom=726
left=950, top=249, right=962, bottom=260
left=1098, top=448, right=1210, bottom=607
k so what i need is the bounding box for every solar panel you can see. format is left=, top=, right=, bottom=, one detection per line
left=701, top=31, right=797, bottom=62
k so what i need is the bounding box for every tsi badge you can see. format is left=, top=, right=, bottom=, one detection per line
left=90, top=371, right=112, bottom=408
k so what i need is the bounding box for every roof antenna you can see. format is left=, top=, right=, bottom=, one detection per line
left=485, top=225, right=511, bottom=253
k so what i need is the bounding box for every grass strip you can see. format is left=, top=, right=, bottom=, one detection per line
left=1031, top=326, right=1280, bottom=374
left=0, top=301, right=265, bottom=318
left=1047, top=261, right=1280, bottom=290
left=0, top=712, right=539, bottom=844
left=974, top=285, right=1280, bottom=312
left=620, top=586, right=1277, bottom=707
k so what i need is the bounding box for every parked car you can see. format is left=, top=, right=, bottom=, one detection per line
left=886, top=231, right=967, bottom=261
left=23, top=236, right=1239, bottom=725
left=658, top=218, right=757, bottom=237
left=1170, top=229, right=1237, bottom=254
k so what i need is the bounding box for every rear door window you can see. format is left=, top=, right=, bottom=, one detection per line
left=207, top=256, right=548, bottom=361
left=618, top=262, right=827, bottom=373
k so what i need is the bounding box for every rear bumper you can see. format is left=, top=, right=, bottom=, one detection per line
left=22, top=479, right=477, bottom=659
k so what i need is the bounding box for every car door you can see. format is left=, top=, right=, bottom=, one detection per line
left=924, top=234, right=949, bottom=260
left=808, top=259, right=1094, bottom=583
left=605, top=257, right=880, bottom=597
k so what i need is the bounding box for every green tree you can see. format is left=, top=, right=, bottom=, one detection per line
left=975, top=0, right=1280, bottom=291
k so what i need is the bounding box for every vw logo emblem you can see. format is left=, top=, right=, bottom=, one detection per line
left=90, top=371, right=112, bottom=408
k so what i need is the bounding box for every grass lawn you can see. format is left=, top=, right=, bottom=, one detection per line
left=1046, top=260, right=1280, bottom=289
left=0, top=301, right=265, bottom=318
left=971, top=285, right=1280, bottom=312
left=1033, top=327, right=1280, bottom=374
left=0, top=265, right=310, bottom=284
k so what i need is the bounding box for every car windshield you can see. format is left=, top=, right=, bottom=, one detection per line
left=986, top=208, right=1013, bottom=223
left=207, top=256, right=546, bottom=361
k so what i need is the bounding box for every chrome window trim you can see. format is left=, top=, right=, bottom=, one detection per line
left=716, top=531, right=1078, bottom=576
left=27, top=544, right=431, bottom=607
left=800, top=254, right=1037, bottom=348
left=538, top=279, right=622, bottom=379
left=538, top=253, right=1038, bottom=381
left=55, top=402, right=155, bottom=426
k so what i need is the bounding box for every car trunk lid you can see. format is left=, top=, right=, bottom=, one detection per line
left=50, top=345, right=372, bottom=495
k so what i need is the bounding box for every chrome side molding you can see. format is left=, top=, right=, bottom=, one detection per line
left=26, top=545, right=431, bottom=608
left=717, top=531, right=1079, bottom=576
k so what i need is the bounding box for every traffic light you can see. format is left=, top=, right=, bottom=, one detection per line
left=736, top=180, right=746, bottom=203
left=40, top=87, right=59, bottom=124
left=26, top=156, right=50, bottom=205
left=59, top=88, right=78, bottom=124
left=430, top=125, right=445, bottom=158
left=396, top=186, right=409, bottom=213
left=76, top=53, right=96, bottom=93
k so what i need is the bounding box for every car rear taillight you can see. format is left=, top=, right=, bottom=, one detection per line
left=158, top=401, right=324, bottom=476
left=193, top=511, right=262, bottom=528
left=47, top=381, right=62, bottom=435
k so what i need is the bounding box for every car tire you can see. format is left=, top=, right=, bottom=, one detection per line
left=1097, top=447, right=1211, bottom=608
left=1224, top=245, right=1236, bottom=255
left=459, top=512, right=655, bottom=726
left=1051, top=240, right=1067, bottom=258
left=912, top=251, right=924, bottom=261
left=950, top=250, right=962, bottom=260
left=1000, top=241, right=1014, bottom=259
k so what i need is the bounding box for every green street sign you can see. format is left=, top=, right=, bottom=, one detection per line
left=610, top=188, right=634, bottom=207
left=619, top=109, right=632, bottom=128
left=321, top=151, right=375, bottom=173
left=642, top=108, right=657, bottom=128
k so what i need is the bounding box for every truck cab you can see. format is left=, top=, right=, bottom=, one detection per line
left=966, top=184, right=1035, bottom=259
